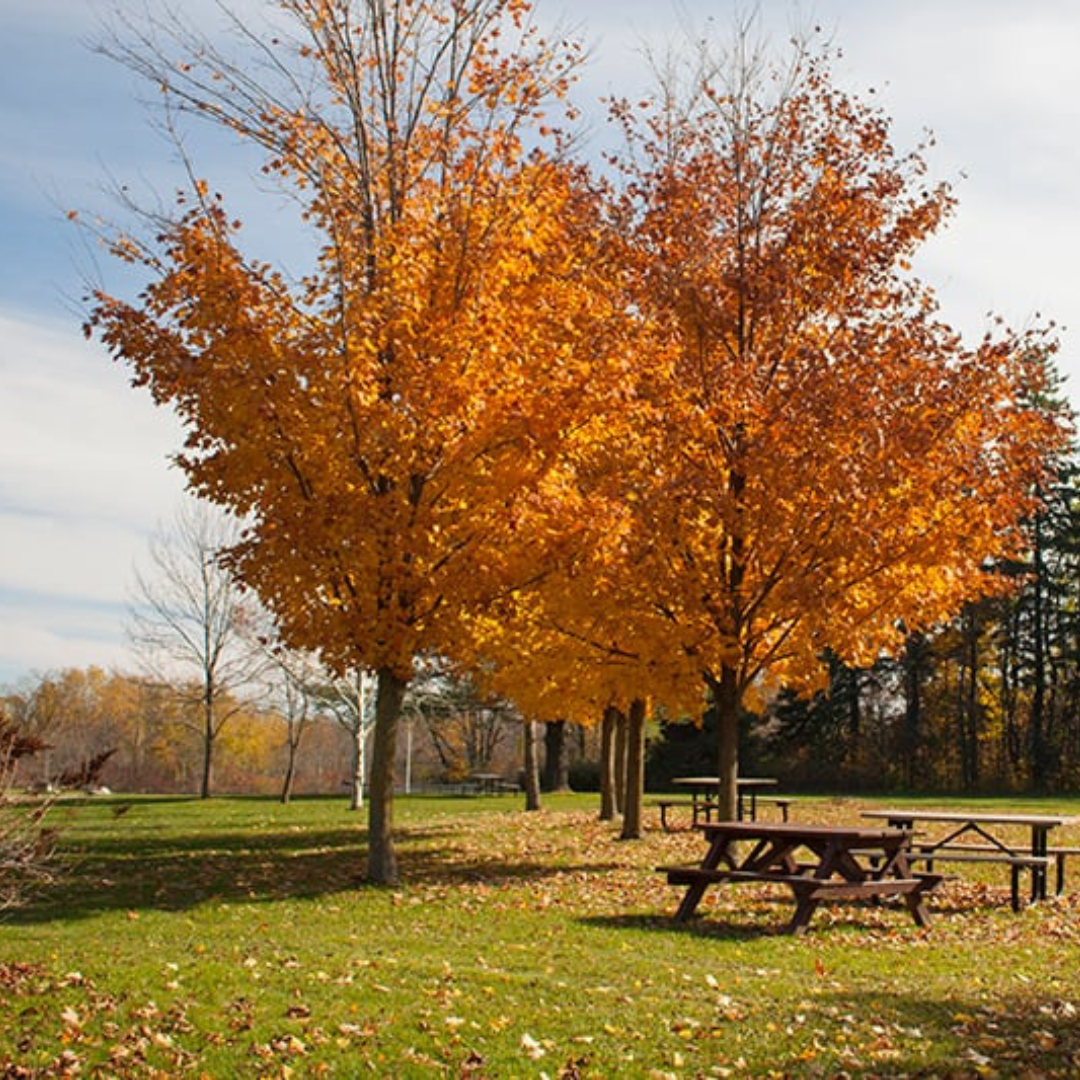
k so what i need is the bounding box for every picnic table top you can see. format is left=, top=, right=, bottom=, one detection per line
left=673, top=776, right=778, bottom=789
left=862, top=809, right=1074, bottom=828
left=698, top=820, right=912, bottom=843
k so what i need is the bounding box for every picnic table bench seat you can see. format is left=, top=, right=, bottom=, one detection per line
left=659, top=863, right=933, bottom=899
left=652, top=799, right=694, bottom=831
left=653, top=795, right=793, bottom=831
left=853, top=840, right=1053, bottom=909
left=941, top=843, right=1080, bottom=895
left=902, top=847, right=1052, bottom=912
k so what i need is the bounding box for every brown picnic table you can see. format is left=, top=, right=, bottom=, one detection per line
left=468, top=772, right=507, bottom=795
left=862, top=808, right=1075, bottom=909
left=659, top=820, right=942, bottom=935
left=665, top=776, right=785, bottom=827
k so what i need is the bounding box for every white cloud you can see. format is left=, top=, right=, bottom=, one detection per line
left=0, top=310, right=186, bottom=682
left=0, top=593, right=136, bottom=685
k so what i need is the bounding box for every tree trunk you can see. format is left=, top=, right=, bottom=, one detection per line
left=523, top=720, right=542, bottom=812
left=619, top=699, right=646, bottom=840
left=710, top=666, right=740, bottom=821
left=542, top=720, right=570, bottom=792
left=599, top=706, right=618, bottom=821
left=365, top=667, right=407, bottom=885
left=613, top=709, right=627, bottom=815
left=349, top=720, right=365, bottom=811
left=200, top=685, right=213, bottom=799
left=280, top=737, right=297, bottom=804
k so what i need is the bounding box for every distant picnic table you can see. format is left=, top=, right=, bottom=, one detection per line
left=658, top=820, right=942, bottom=935
left=656, top=776, right=788, bottom=830
left=464, top=773, right=518, bottom=799
left=468, top=772, right=507, bottom=795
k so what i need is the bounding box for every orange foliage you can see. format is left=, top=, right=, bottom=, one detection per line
left=88, top=1, right=602, bottom=684
left=601, top=41, right=1066, bottom=709
left=86, top=9, right=1066, bottom=838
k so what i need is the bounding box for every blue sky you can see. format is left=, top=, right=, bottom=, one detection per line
left=3, top=0, right=1080, bottom=685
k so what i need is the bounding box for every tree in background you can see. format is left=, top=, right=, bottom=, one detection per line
left=4, top=667, right=138, bottom=790
left=254, top=643, right=325, bottom=804
left=604, top=21, right=1066, bottom=818
left=88, top=0, right=609, bottom=884
left=314, top=669, right=375, bottom=811
left=247, top=608, right=381, bottom=804
left=0, top=666, right=357, bottom=797
left=404, top=667, right=514, bottom=782
left=129, top=501, right=266, bottom=798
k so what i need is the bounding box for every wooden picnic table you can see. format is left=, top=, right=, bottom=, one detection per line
left=468, top=772, right=504, bottom=795
left=671, top=776, right=780, bottom=824
left=659, top=820, right=941, bottom=935
left=862, top=808, right=1074, bottom=908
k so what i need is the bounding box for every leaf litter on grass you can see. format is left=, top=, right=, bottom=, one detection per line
left=5, top=797, right=1080, bottom=1076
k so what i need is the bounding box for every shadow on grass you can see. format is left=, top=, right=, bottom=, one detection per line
left=581, top=885, right=1010, bottom=941
left=10, top=817, right=623, bottom=926
left=804, top=988, right=1080, bottom=1077
left=581, top=911, right=777, bottom=941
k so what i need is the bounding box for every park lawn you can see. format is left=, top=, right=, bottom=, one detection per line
left=2, top=793, right=1080, bottom=1077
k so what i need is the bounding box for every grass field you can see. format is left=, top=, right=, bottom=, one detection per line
left=3, top=791, right=1080, bottom=1077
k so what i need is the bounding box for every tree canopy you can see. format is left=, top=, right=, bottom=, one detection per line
left=87, top=2, right=1067, bottom=873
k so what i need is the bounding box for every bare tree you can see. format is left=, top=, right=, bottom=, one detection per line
left=311, top=669, right=376, bottom=811
left=129, top=499, right=267, bottom=798
left=407, top=671, right=513, bottom=781
left=258, top=644, right=324, bottom=804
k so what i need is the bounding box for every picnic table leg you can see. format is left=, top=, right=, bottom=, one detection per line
left=674, top=880, right=710, bottom=921
left=904, top=889, right=933, bottom=928
left=1032, top=828, right=1049, bottom=902
left=786, top=886, right=818, bottom=935
left=673, top=837, right=732, bottom=922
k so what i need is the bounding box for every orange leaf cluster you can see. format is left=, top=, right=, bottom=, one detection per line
left=87, top=6, right=1067, bottom=743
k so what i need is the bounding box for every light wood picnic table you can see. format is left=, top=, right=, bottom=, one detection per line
left=862, top=808, right=1075, bottom=907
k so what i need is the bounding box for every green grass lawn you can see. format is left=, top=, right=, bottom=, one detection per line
left=3, top=791, right=1080, bottom=1077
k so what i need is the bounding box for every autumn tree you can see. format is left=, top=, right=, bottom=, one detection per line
left=456, top=569, right=698, bottom=837
left=87, top=0, right=607, bottom=882
left=604, top=22, right=1066, bottom=818
left=4, top=667, right=134, bottom=790
left=129, top=500, right=266, bottom=798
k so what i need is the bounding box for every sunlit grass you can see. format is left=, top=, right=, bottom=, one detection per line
left=2, top=792, right=1080, bottom=1076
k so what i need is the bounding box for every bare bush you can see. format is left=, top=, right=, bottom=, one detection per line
left=0, top=709, right=58, bottom=910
